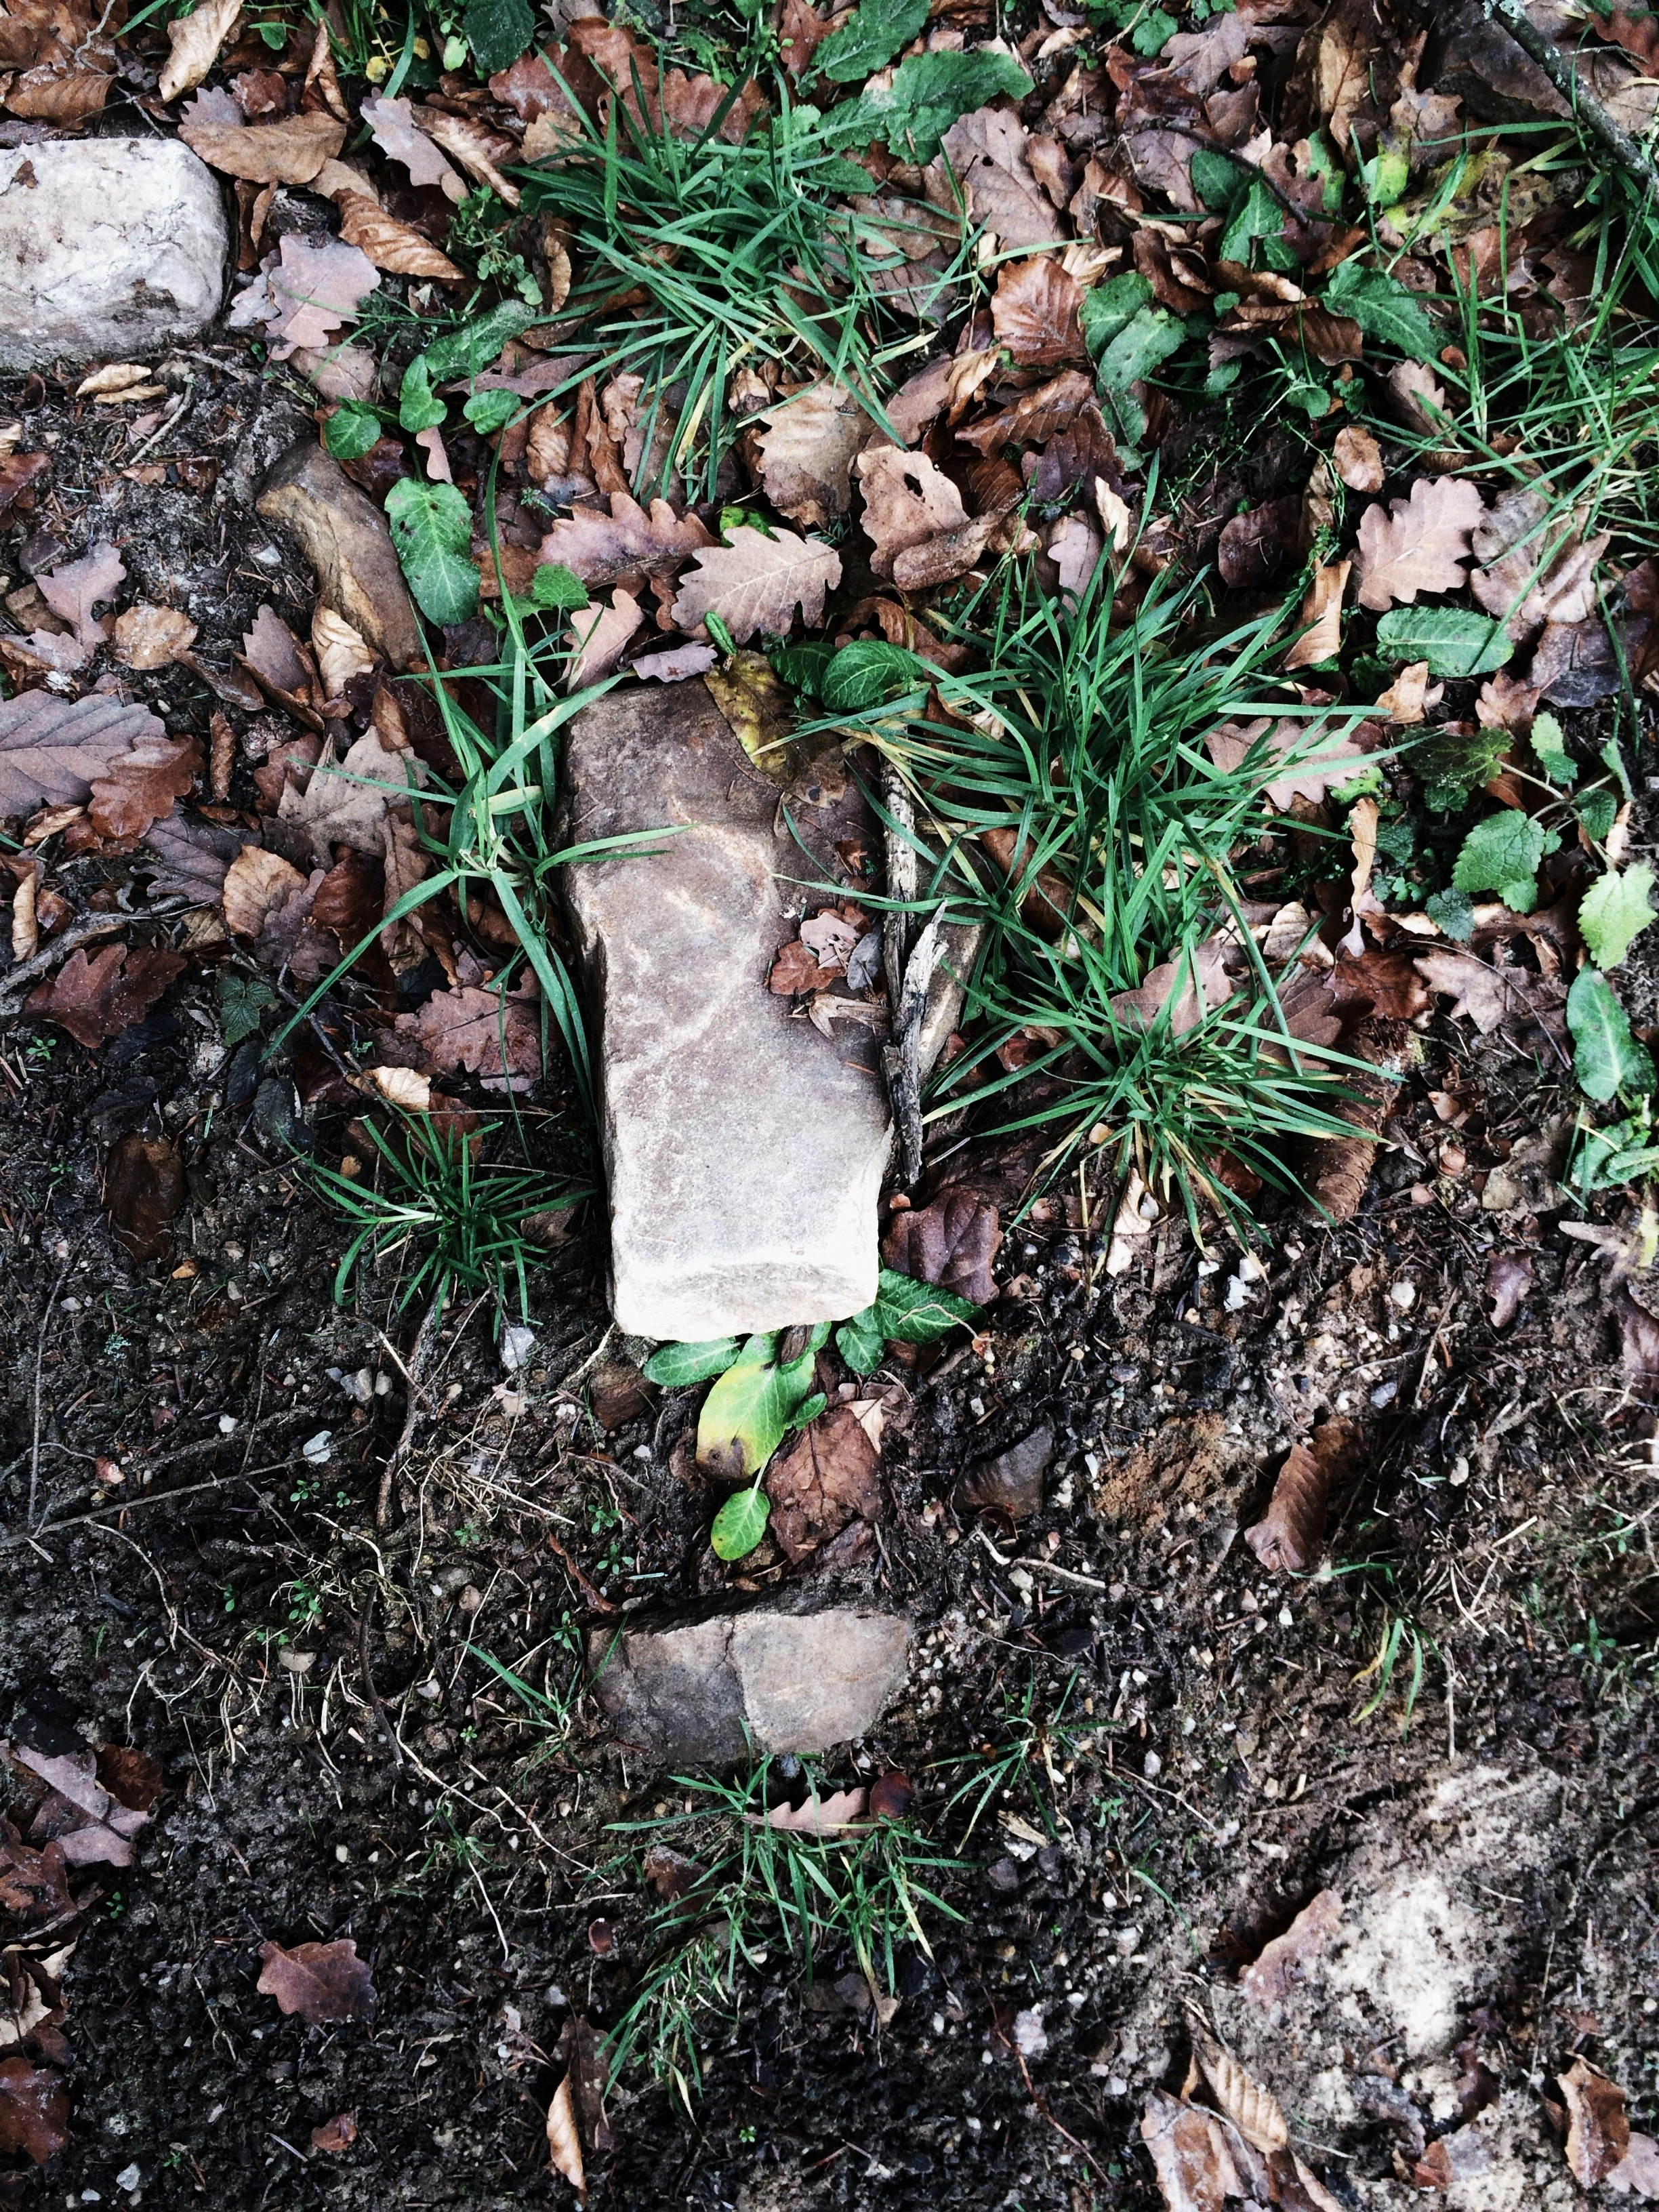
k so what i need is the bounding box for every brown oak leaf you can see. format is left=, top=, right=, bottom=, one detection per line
left=334, top=191, right=464, bottom=283
left=769, top=938, right=836, bottom=996
left=537, top=489, right=714, bottom=587
left=25, top=943, right=186, bottom=1049
left=178, top=109, right=345, bottom=183
left=670, top=525, right=840, bottom=643
left=88, top=733, right=201, bottom=842
left=1561, top=2058, right=1632, bottom=2186
left=1331, top=424, right=1384, bottom=491
left=360, top=94, right=465, bottom=199
left=395, top=981, right=542, bottom=1084
left=1244, top=1419, right=1359, bottom=1572
left=765, top=1403, right=882, bottom=1563
left=104, top=1131, right=185, bottom=1261
left=255, top=1937, right=375, bottom=2026
left=1353, top=476, right=1486, bottom=611
left=754, top=381, right=869, bottom=529
left=933, top=107, right=1066, bottom=251
left=856, top=445, right=970, bottom=581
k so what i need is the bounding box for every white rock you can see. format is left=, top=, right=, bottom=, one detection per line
left=0, top=139, right=228, bottom=372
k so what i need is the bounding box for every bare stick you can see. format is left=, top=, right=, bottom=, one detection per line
left=0, top=902, right=190, bottom=1012
left=376, top=1288, right=447, bottom=1528
left=882, top=915, right=942, bottom=1188
left=1486, top=0, right=1659, bottom=200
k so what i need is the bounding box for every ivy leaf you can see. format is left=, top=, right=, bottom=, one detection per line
left=873, top=1267, right=979, bottom=1344
left=827, top=49, right=1033, bottom=162
left=1080, top=271, right=1154, bottom=359
left=642, top=1337, right=742, bottom=1387
left=1092, top=304, right=1186, bottom=396
left=397, top=356, right=447, bottom=435
left=710, top=1486, right=771, bottom=1561
left=1323, top=262, right=1441, bottom=361
left=418, top=302, right=541, bottom=386
left=463, top=388, right=520, bottom=437
left=1451, top=812, right=1559, bottom=915
left=1568, top=968, right=1656, bottom=1103
left=1375, top=607, right=1513, bottom=678
left=815, top=0, right=928, bottom=83
left=695, top=1325, right=830, bottom=1481
left=463, top=0, right=535, bottom=73
left=835, top=1305, right=886, bottom=1376
left=1218, top=176, right=1282, bottom=263
left=323, top=402, right=383, bottom=460
left=1580, top=864, right=1658, bottom=970
left=821, top=639, right=926, bottom=715
left=384, top=478, right=479, bottom=626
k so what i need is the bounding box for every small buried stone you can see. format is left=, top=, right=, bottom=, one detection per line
left=588, top=1605, right=911, bottom=1767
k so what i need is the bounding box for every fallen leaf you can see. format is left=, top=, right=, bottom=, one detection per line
left=0, top=1817, right=73, bottom=1925
left=1354, top=476, right=1486, bottom=611
left=1141, top=2091, right=1250, bottom=2212
left=991, top=255, right=1086, bottom=369
left=96, top=1744, right=163, bottom=1810
left=546, top=2074, right=586, bottom=2194
left=1191, top=2027, right=1288, bottom=2155
left=1332, top=424, right=1384, bottom=491
left=256, top=1938, right=375, bottom=2026
left=26, top=943, right=186, bottom=1050
left=1470, top=492, right=1608, bottom=638
left=1110, top=942, right=1233, bottom=1036
left=1285, top=557, right=1349, bottom=670
left=671, top=525, right=841, bottom=644
left=361, top=94, right=466, bottom=201
left=766, top=1786, right=869, bottom=1832
left=334, top=192, right=464, bottom=283
left=1561, top=2058, right=1631, bottom=2186
left=1244, top=1419, right=1358, bottom=1572
left=311, top=606, right=376, bottom=697
left=537, top=491, right=714, bottom=587
left=1374, top=659, right=1441, bottom=722
left=222, top=844, right=308, bottom=939
left=241, top=603, right=314, bottom=695
left=37, top=540, right=125, bottom=649
left=413, top=105, right=520, bottom=207
left=1607, top=2133, right=1659, bottom=2198
left=113, top=602, right=197, bottom=671
left=856, top=444, right=970, bottom=581
left=1486, top=1250, right=1534, bottom=1328
left=1048, top=513, right=1103, bottom=596
left=88, top=732, right=200, bottom=842
left=141, top=811, right=241, bottom=903
left=104, top=1131, right=185, bottom=1261
left=868, top=1770, right=913, bottom=1821
left=157, top=0, right=240, bottom=102
left=279, top=731, right=413, bottom=862
left=1218, top=498, right=1301, bottom=590
left=565, top=588, right=644, bottom=690
left=936, top=106, right=1066, bottom=251
left=634, top=642, right=718, bottom=682
left=1475, top=671, right=1540, bottom=730
left=954, top=1425, right=1052, bottom=1520
left=178, top=109, right=345, bottom=183
left=770, top=937, right=837, bottom=995
left=882, top=1189, right=1000, bottom=1307
left=1385, top=358, right=1448, bottom=434
left=1205, top=714, right=1368, bottom=810
left=754, top=382, right=869, bottom=529
left=766, top=1405, right=881, bottom=1562
left=0, top=2058, right=69, bottom=2165
left=258, top=234, right=380, bottom=357
left=1240, top=1889, right=1343, bottom=2006
left=310, top=2113, right=356, bottom=2153
left=395, top=981, right=542, bottom=1084
left=1413, top=947, right=1527, bottom=1033
left=0, top=450, right=50, bottom=514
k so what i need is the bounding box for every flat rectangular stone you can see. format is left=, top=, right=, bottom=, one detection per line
left=560, top=681, right=890, bottom=1343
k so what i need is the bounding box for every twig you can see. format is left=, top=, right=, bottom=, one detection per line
left=0, top=1455, right=308, bottom=1551
left=377, top=1288, right=447, bottom=1528
left=126, top=373, right=196, bottom=465
left=1486, top=0, right=1659, bottom=200
left=882, top=914, right=943, bottom=1188
left=1009, top=1556, right=1110, bottom=1593
left=358, top=1593, right=405, bottom=1767
left=0, top=902, right=190, bottom=1012
left=554, top=1322, right=615, bottom=1395
left=880, top=761, right=916, bottom=1013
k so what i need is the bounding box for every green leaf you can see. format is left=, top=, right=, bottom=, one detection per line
left=787, top=1390, right=828, bottom=1433
left=1576, top=789, right=1618, bottom=844
left=1451, top=812, right=1559, bottom=915
left=821, top=640, right=926, bottom=715
left=1322, top=262, right=1441, bottom=360
left=1424, top=887, right=1475, bottom=942
left=218, top=968, right=276, bottom=1047
left=419, top=302, right=541, bottom=385
left=463, top=0, right=535, bottom=73
left=872, top=1268, right=979, bottom=1345
left=710, top=1486, right=771, bottom=1561
left=815, top=0, right=928, bottom=83
left=1359, top=146, right=1409, bottom=207
left=642, top=1337, right=742, bottom=1387
left=1530, top=709, right=1577, bottom=787
left=1130, top=5, right=1177, bottom=55
left=1092, top=304, right=1186, bottom=396
left=1080, top=271, right=1155, bottom=360
left=1581, top=864, right=1658, bottom=969
left=323, top=402, right=383, bottom=460
left=1571, top=1111, right=1659, bottom=1193
left=695, top=1325, right=830, bottom=1481
left=384, top=478, right=479, bottom=626
left=826, top=49, right=1033, bottom=162
left=1189, top=148, right=1244, bottom=211
left=1568, top=967, right=1656, bottom=1103
left=835, top=1305, right=886, bottom=1376
left=463, top=388, right=520, bottom=437
left=531, top=561, right=588, bottom=611
left=397, top=356, right=447, bottom=434
left=769, top=638, right=836, bottom=697
left=1375, top=607, right=1512, bottom=678
left=1218, top=175, right=1282, bottom=264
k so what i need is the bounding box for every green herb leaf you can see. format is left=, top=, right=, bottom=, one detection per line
left=1189, top=148, right=1244, bottom=211
left=873, top=1268, right=979, bottom=1345
left=323, top=402, right=383, bottom=460
left=787, top=1390, right=829, bottom=1433
left=384, top=478, right=479, bottom=626
left=642, top=1337, right=743, bottom=1387
left=835, top=1305, right=886, bottom=1376
left=218, top=969, right=276, bottom=1047
left=1092, top=304, right=1186, bottom=396
left=1218, top=175, right=1282, bottom=263
left=1568, top=967, right=1656, bottom=1103
left=815, top=0, right=928, bottom=83
left=1530, top=709, right=1577, bottom=787
left=1080, top=271, right=1155, bottom=361
left=1130, top=5, right=1177, bottom=56
left=531, top=562, right=589, bottom=611
left=463, top=0, right=535, bottom=73
left=1450, top=812, right=1559, bottom=915
left=827, top=49, right=1033, bottom=162
left=1322, top=262, right=1441, bottom=361
left=769, top=638, right=836, bottom=697
left=397, top=356, right=448, bottom=435
left=821, top=639, right=927, bottom=715
left=463, top=388, right=520, bottom=437
left=1375, top=607, right=1512, bottom=678
left=695, top=1325, right=830, bottom=1481
left=419, top=302, right=541, bottom=386
left=1580, top=864, right=1658, bottom=970
left=1423, top=886, right=1475, bottom=942
left=710, top=1486, right=771, bottom=1561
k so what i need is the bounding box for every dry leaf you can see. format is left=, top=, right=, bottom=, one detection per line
left=1191, top=2028, right=1289, bottom=2156
left=113, top=602, right=197, bottom=671
left=1386, top=359, right=1448, bottom=434
left=537, top=490, right=714, bottom=587
left=770, top=938, right=836, bottom=996
left=1141, top=2091, right=1252, bottom=2212
left=766, top=1787, right=869, bottom=1832
left=1240, top=1890, right=1343, bottom=2006
left=255, top=1938, right=375, bottom=2026
left=936, top=106, right=1066, bottom=251
left=1486, top=1250, right=1534, bottom=1328
left=0, top=2058, right=70, bottom=2165
left=546, top=2074, right=586, bottom=2194
left=26, top=942, right=186, bottom=1048
left=38, top=540, right=125, bottom=649
left=565, top=588, right=644, bottom=690
left=310, top=2113, right=356, bottom=2154
left=104, top=1130, right=185, bottom=1260
left=670, top=525, right=840, bottom=643
left=856, top=445, right=970, bottom=581
left=1561, top=2058, right=1632, bottom=2186
left=1606, top=2134, right=1659, bottom=2198
left=361, top=1065, right=430, bottom=1111
left=1332, top=424, right=1384, bottom=492
left=311, top=607, right=375, bottom=697
left=1205, top=714, right=1368, bottom=809
left=158, top=0, right=240, bottom=102
left=89, top=732, right=200, bottom=842
left=334, top=192, right=464, bottom=283
left=178, top=109, right=345, bottom=183
left=1413, top=947, right=1524, bottom=1033
left=1104, top=1167, right=1158, bottom=1277
left=249, top=234, right=380, bottom=356
left=1109, top=942, right=1233, bottom=1036
left=1354, top=476, right=1486, bottom=611
left=1470, top=492, right=1609, bottom=638
left=1374, top=659, right=1441, bottom=722
left=634, top=642, right=718, bottom=682
left=361, top=94, right=466, bottom=201
left=414, top=105, right=520, bottom=207
left=395, top=981, right=542, bottom=1084
left=1284, top=557, right=1349, bottom=670
left=1475, top=671, right=1540, bottom=729
left=991, top=255, right=1086, bottom=369
left=1048, top=513, right=1103, bottom=596
left=1244, top=1419, right=1356, bottom=1572
left=754, top=382, right=868, bottom=529
left=279, top=731, right=413, bottom=861
left=766, top=1408, right=881, bottom=1563
left=882, top=1188, right=1001, bottom=1307
left=222, top=845, right=307, bottom=939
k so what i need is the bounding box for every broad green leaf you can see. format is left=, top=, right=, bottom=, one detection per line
left=836, top=1306, right=886, bottom=1376
left=1375, top=607, right=1511, bottom=678
left=531, top=561, right=588, bottom=611
left=770, top=638, right=836, bottom=697
left=642, top=1337, right=741, bottom=1387
left=816, top=0, right=928, bottom=83
left=1450, top=812, right=1559, bottom=915
left=397, top=356, right=447, bottom=434
left=1322, top=262, right=1441, bottom=360
left=1130, top=5, right=1176, bottom=55
left=384, top=478, right=479, bottom=626
left=419, top=301, right=541, bottom=385
left=218, top=968, right=276, bottom=1046
left=1581, top=864, right=1657, bottom=970
left=787, top=1390, right=828, bottom=1433
left=464, top=388, right=520, bottom=436
left=821, top=640, right=926, bottom=715
left=1092, top=304, right=1186, bottom=396
left=1571, top=1111, right=1659, bottom=1194
left=1189, top=148, right=1244, bottom=211
left=464, top=0, right=535, bottom=72
left=695, top=1324, right=830, bottom=1481
left=1568, top=968, right=1656, bottom=1103
left=1530, top=710, right=1577, bottom=787
left=827, top=49, right=1032, bottom=162
left=1577, top=789, right=1618, bottom=844
left=873, top=1268, right=979, bottom=1345
left=1080, top=272, right=1155, bottom=361
left=1423, top=886, right=1475, bottom=942
left=1218, top=176, right=1282, bottom=263
left=710, top=1486, right=771, bottom=1561
left=323, top=402, right=382, bottom=459
left=1359, top=147, right=1409, bottom=207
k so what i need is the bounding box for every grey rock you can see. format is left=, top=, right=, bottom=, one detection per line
left=560, top=682, right=892, bottom=1342
left=0, top=140, right=228, bottom=372
left=955, top=1424, right=1054, bottom=1521
left=590, top=1605, right=911, bottom=1766
left=256, top=440, right=420, bottom=670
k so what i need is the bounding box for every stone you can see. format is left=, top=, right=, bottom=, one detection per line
left=954, top=1424, right=1054, bottom=1521
left=589, top=1605, right=911, bottom=1766
left=0, top=139, right=229, bottom=372
left=560, top=681, right=891, bottom=1342
left=256, top=440, right=420, bottom=670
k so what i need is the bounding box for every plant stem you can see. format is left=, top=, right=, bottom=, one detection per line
left=1486, top=0, right=1659, bottom=201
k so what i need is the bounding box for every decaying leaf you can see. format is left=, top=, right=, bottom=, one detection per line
left=1109, top=942, right=1233, bottom=1036
left=25, top=943, right=186, bottom=1049
left=112, top=602, right=198, bottom=671
left=310, top=2113, right=357, bottom=2154
left=754, top=382, right=869, bottom=529
left=766, top=1787, right=869, bottom=1832
left=157, top=0, right=240, bottom=102
left=1374, top=660, right=1442, bottom=722
left=1486, top=1250, right=1535, bottom=1328
left=991, top=255, right=1086, bottom=369
left=537, top=490, right=714, bottom=587
left=0, top=693, right=173, bottom=821
left=765, top=1404, right=882, bottom=1562
left=565, top=588, right=644, bottom=690
left=1332, top=424, right=1384, bottom=492
left=670, top=525, right=840, bottom=644
left=395, top=981, right=542, bottom=1085
left=546, top=2074, right=586, bottom=2193
left=1561, top=2058, right=1632, bottom=2186
left=104, top=1130, right=185, bottom=1261
left=178, top=108, right=346, bottom=183
left=1204, top=714, right=1368, bottom=810
left=255, top=1938, right=375, bottom=2026
left=361, top=94, right=466, bottom=200
left=334, top=192, right=465, bottom=283
left=1354, top=477, right=1486, bottom=611
left=1284, top=558, right=1349, bottom=672
left=857, top=444, right=970, bottom=581
left=1244, top=1419, right=1358, bottom=1572
left=1240, top=1890, right=1343, bottom=2007
left=279, top=731, right=412, bottom=862
left=882, top=1188, right=1001, bottom=1307
left=0, top=2057, right=70, bottom=2165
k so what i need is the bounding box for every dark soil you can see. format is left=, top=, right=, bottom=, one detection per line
left=3, top=367, right=1659, bottom=2212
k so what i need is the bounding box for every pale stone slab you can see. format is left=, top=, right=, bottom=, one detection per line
left=590, top=1607, right=911, bottom=1765
left=0, top=140, right=229, bottom=371
left=561, top=682, right=891, bottom=1343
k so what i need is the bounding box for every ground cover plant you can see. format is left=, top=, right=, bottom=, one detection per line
left=4, top=0, right=1659, bottom=2205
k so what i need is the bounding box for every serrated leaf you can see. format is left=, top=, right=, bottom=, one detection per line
left=821, top=640, right=926, bottom=715
left=1092, top=304, right=1186, bottom=396
left=710, top=1486, right=771, bottom=1560
left=1568, top=968, right=1656, bottom=1103
left=384, top=478, right=479, bottom=626
left=695, top=1326, right=830, bottom=1481
left=670, top=525, right=840, bottom=644
left=1323, top=262, right=1441, bottom=361
left=815, top=0, right=928, bottom=83
left=323, top=402, right=383, bottom=460
left=835, top=1307, right=886, bottom=1376
left=1451, top=812, right=1558, bottom=914
left=826, top=49, right=1032, bottom=163
left=642, top=1337, right=742, bottom=1387
left=218, top=968, right=276, bottom=1046
left=1581, top=865, right=1657, bottom=970
left=1375, top=607, right=1513, bottom=678
left=464, top=0, right=535, bottom=73
left=1424, top=886, right=1475, bottom=942
left=873, top=1267, right=979, bottom=1345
